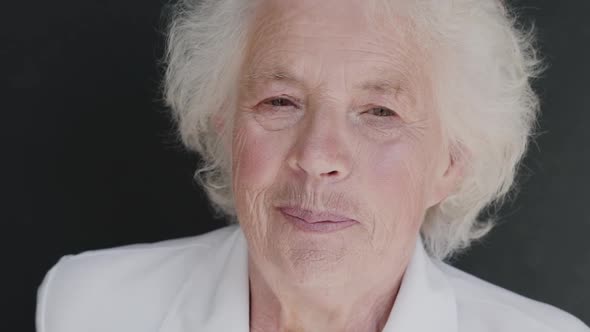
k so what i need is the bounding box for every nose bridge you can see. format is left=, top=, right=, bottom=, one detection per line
left=289, top=107, right=352, bottom=181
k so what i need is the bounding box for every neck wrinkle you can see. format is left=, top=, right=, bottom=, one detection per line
left=248, top=257, right=402, bottom=332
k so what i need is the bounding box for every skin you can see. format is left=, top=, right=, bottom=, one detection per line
left=229, top=0, right=463, bottom=331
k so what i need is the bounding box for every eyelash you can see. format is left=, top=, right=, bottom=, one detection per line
left=261, top=97, right=397, bottom=119
left=364, top=107, right=397, bottom=117
left=262, top=97, right=299, bottom=109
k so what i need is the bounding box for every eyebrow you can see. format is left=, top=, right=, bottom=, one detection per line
left=354, top=78, right=401, bottom=95
left=242, top=66, right=303, bottom=87
left=242, top=65, right=403, bottom=96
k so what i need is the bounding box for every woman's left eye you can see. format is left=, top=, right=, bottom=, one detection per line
left=366, top=107, right=397, bottom=117
left=264, top=97, right=296, bottom=108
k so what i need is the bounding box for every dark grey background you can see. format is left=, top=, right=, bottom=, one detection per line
left=7, top=0, right=589, bottom=330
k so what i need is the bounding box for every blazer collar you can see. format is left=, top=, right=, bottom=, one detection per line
left=160, top=226, right=457, bottom=332
left=381, top=237, right=458, bottom=332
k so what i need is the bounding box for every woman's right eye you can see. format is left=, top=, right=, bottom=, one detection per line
left=253, top=96, right=303, bottom=131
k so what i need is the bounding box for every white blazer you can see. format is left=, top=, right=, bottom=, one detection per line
left=36, top=225, right=589, bottom=332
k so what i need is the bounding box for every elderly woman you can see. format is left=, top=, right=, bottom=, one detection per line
left=36, top=0, right=588, bottom=331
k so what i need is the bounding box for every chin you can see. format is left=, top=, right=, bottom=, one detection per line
left=279, top=248, right=355, bottom=288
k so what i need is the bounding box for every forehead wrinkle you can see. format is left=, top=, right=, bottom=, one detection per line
left=335, top=38, right=424, bottom=96
left=240, top=47, right=307, bottom=92
left=348, top=62, right=418, bottom=106
left=243, top=50, right=409, bottom=86
left=243, top=3, right=426, bottom=84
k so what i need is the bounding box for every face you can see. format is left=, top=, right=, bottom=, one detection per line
left=231, top=0, right=459, bottom=289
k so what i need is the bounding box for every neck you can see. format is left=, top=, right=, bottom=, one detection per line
left=248, top=259, right=403, bottom=332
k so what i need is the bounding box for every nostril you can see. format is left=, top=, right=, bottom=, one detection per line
left=326, top=170, right=338, bottom=176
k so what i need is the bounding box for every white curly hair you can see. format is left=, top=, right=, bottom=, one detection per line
left=163, top=0, right=544, bottom=260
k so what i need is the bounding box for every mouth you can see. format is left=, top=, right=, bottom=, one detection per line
left=277, top=206, right=358, bottom=233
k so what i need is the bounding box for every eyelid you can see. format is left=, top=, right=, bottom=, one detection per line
left=363, top=105, right=398, bottom=116
left=261, top=95, right=301, bottom=108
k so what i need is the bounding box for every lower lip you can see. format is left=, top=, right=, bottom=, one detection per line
left=279, top=209, right=358, bottom=233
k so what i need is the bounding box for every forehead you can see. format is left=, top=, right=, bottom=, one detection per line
left=242, top=0, right=427, bottom=92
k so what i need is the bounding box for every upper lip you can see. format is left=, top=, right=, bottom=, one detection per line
left=278, top=206, right=356, bottom=223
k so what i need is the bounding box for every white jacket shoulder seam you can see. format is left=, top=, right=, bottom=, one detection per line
left=37, top=255, right=72, bottom=332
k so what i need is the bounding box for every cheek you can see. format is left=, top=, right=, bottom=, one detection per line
left=231, top=118, right=294, bottom=230
left=365, top=113, right=443, bottom=215
left=232, top=121, right=285, bottom=191
left=363, top=142, right=430, bottom=232
left=232, top=120, right=297, bottom=262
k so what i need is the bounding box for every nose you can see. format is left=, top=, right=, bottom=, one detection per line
left=287, top=112, right=352, bottom=184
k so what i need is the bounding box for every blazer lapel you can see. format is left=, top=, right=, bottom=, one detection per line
left=158, top=226, right=250, bottom=332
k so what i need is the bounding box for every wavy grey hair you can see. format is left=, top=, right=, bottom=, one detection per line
left=163, top=0, right=544, bottom=260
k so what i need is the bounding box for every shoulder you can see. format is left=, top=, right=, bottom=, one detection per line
left=433, top=261, right=589, bottom=332
left=36, top=225, right=240, bottom=332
